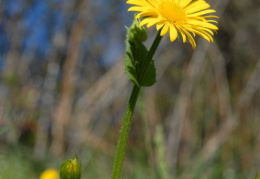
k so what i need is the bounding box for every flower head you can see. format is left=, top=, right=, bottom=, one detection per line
left=127, top=0, right=218, bottom=48
left=40, top=168, right=59, bottom=179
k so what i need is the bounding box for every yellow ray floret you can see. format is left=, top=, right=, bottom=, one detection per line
left=127, top=0, right=218, bottom=48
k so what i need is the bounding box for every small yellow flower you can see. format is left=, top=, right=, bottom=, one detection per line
left=40, top=168, right=59, bottom=179
left=127, top=0, right=218, bottom=48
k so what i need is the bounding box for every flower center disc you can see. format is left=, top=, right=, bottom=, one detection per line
left=160, top=1, right=186, bottom=23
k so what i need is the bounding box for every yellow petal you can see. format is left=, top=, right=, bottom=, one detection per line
left=140, top=18, right=151, bottom=26
left=147, top=18, right=163, bottom=27
left=176, top=27, right=187, bottom=43
left=169, top=24, right=178, bottom=42
left=136, top=11, right=158, bottom=18
left=156, top=22, right=165, bottom=31
left=128, top=6, right=146, bottom=12
left=160, top=23, right=169, bottom=36
left=187, top=9, right=216, bottom=17
left=179, top=0, right=193, bottom=8
left=186, top=4, right=210, bottom=14
left=182, top=28, right=196, bottom=49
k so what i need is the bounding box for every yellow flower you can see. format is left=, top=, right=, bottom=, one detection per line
left=40, top=168, right=59, bottom=179
left=127, top=0, right=218, bottom=48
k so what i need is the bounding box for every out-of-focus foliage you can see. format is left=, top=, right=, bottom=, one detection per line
left=0, top=149, right=37, bottom=178
left=0, top=0, right=260, bottom=178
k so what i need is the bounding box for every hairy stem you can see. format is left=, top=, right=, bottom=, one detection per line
left=111, top=30, right=162, bottom=179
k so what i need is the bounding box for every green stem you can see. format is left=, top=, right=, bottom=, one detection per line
left=111, top=30, right=162, bottom=179
left=111, top=84, right=140, bottom=179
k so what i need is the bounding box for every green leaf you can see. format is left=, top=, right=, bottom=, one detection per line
left=140, top=58, right=156, bottom=87
left=125, top=51, right=139, bottom=86
left=136, top=43, right=156, bottom=87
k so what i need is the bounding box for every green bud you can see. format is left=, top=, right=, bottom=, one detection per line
left=128, top=16, right=148, bottom=45
left=60, top=155, right=81, bottom=179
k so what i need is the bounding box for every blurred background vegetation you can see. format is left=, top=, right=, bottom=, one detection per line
left=0, top=0, right=260, bottom=178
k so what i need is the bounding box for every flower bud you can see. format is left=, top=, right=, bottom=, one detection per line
left=60, top=155, right=81, bottom=179
left=128, top=16, right=148, bottom=44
